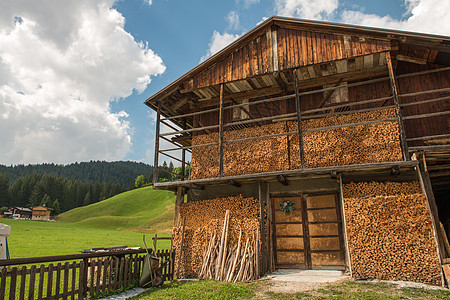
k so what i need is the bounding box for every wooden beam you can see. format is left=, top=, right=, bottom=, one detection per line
left=219, top=84, right=224, bottom=177
left=294, top=71, right=305, bottom=169
left=227, top=180, right=241, bottom=187
left=182, top=119, right=186, bottom=181
left=396, top=54, right=427, bottom=65
left=302, top=194, right=312, bottom=269
left=153, top=102, right=161, bottom=186
left=338, top=174, right=352, bottom=276
left=258, top=182, right=268, bottom=274
left=386, top=51, right=409, bottom=161
left=173, top=187, right=185, bottom=227
left=276, top=174, right=289, bottom=186
left=414, top=156, right=446, bottom=286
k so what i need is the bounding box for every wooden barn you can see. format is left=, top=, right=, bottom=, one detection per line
left=145, top=17, right=450, bottom=285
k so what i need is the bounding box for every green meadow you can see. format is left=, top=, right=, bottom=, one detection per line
left=2, top=186, right=176, bottom=258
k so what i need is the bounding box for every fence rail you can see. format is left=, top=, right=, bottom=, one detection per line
left=0, top=248, right=174, bottom=300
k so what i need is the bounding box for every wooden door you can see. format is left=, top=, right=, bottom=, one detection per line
left=272, top=194, right=345, bottom=270
left=273, top=196, right=306, bottom=268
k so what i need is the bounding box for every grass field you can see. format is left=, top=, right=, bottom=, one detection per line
left=2, top=186, right=176, bottom=258
left=132, top=280, right=450, bottom=300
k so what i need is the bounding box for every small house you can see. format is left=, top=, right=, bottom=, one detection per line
left=12, top=207, right=32, bottom=219
left=32, top=206, right=52, bottom=221
left=145, top=17, right=450, bottom=285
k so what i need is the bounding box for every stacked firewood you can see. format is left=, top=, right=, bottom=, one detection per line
left=172, top=195, right=260, bottom=279
left=189, top=108, right=402, bottom=179
left=289, top=108, right=402, bottom=169
left=343, top=181, right=441, bottom=285
left=223, top=122, right=289, bottom=177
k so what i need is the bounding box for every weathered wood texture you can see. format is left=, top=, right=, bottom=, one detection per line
left=172, top=195, right=260, bottom=279
left=182, top=28, right=391, bottom=91
left=396, top=63, right=450, bottom=145
left=190, top=108, right=401, bottom=179
left=276, top=28, right=390, bottom=71
left=342, top=181, right=441, bottom=285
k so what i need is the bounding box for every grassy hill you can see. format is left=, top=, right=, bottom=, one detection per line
left=59, top=186, right=176, bottom=234
left=3, top=186, right=176, bottom=258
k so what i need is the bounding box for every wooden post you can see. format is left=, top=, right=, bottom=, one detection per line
left=176, top=216, right=186, bottom=279
left=153, top=102, right=161, bottom=186
left=293, top=71, right=305, bottom=169
left=302, top=195, right=312, bottom=269
left=386, top=51, right=409, bottom=161
left=414, top=156, right=445, bottom=286
left=264, top=182, right=273, bottom=273
left=338, top=174, right=352, bottom=276
left=173, top=186, right=185, bottom=227
left=258, top=182, right=267, bottom=274
left=219, top=84, right=225, bottom=177
left=181, top=118, right=186, bottom=181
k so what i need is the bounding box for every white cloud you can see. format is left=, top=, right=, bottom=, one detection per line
left=146, top=0, right=152, bottom=6
left=0, top=0, right=165, bottom=165
left=274, top=0, right=450, bottom=36
left=226, top=11, right=240, bottom=30
left=342, top=0, right=450, bottom=35
left=200, top=31, right=242, bottom=62
left=275, top=0, right=339, bottom=20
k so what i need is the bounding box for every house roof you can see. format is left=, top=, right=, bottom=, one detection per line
left=144, top=16, right=450, bottom=118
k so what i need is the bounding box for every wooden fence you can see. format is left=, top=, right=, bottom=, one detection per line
left=0, top=248, right=174, bottom=300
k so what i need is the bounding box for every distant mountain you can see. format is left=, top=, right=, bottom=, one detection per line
left=0, top=161, right=154, bottom=188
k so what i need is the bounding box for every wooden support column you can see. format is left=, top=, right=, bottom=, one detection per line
left=264, top=182, right=274, bottom=273
left=258, top=182, right=267, bottom=274
left=294, top=71, right=305, bottom=169
left=219, top=84, right=224, bottom=177
left=173, top=186, right=185, bottom=227
left=414, top=155, right=445, bottom=286
left=153, top=102, right=161, bottom=186
left=338, top=174, right=352, bottom=276
left=181, top=118, right=186, bottom=181
left=302, top=194, right=312, bottom=269
left=386, top=51, right=409, bottom=161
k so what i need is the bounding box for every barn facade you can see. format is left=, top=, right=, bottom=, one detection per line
left=145, top=17, right=450, bottom=285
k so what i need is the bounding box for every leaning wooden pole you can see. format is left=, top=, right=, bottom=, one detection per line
left=386, top=51, right=409, bottom=161
left=176, top=216, right=186, bottom=279
left=293, top=71, right=305, bottom=169
left=218, top=84, right=225, bottom=177
left=153, top=102, right=161, bottom=186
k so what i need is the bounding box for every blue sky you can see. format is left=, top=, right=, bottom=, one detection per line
left=1, top=0, right=449, bottom=166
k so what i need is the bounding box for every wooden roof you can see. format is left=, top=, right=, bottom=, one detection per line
left=144, top=16, right=450, bottom=127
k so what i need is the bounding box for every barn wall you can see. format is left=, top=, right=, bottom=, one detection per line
left=182, top=28, right=391, bottom=91
left=396, top=62, right=450, bottom=142
left=276, top=28, right=390, bottom=70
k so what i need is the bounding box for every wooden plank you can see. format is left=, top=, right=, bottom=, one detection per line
left=415, top=158, right=446, bottom=286
left=9, top=267, right=17, bottom=300
left=19, top=266, right=26, bottom=300
left=55, top=263, right=61, bottom=299
left=62, top=262, right=69, bottom=300
left=46, top=264, right=53, bottom=300
left=28, top=266, right=36, bottom=300
left=294, top=71, right=305, bottom=169
left=38, top=266, right=46, bottom=300
left=71, top=262, right=76, bottom=299
left=78, top=261, right=86, bottom=299
left=218, top=84, right=224, bottom=177
left=0, top=268, right=6, bottom=300
left=153, top=102, right=161, bottom=185
left=386, top=51, right=409, bottom=160
left=258, top=182, right=268, bottom=274
left=302, top=195, right=312, bottom=269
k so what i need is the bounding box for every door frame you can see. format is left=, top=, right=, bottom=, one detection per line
left=271, top=191, right=346, bottom=270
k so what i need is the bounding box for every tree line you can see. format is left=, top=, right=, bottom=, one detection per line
left=0, top=161, right=155, bottom=189
left=0, top=160, right=189, bottom=215
left=0, top=172, right=125, bottom=214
